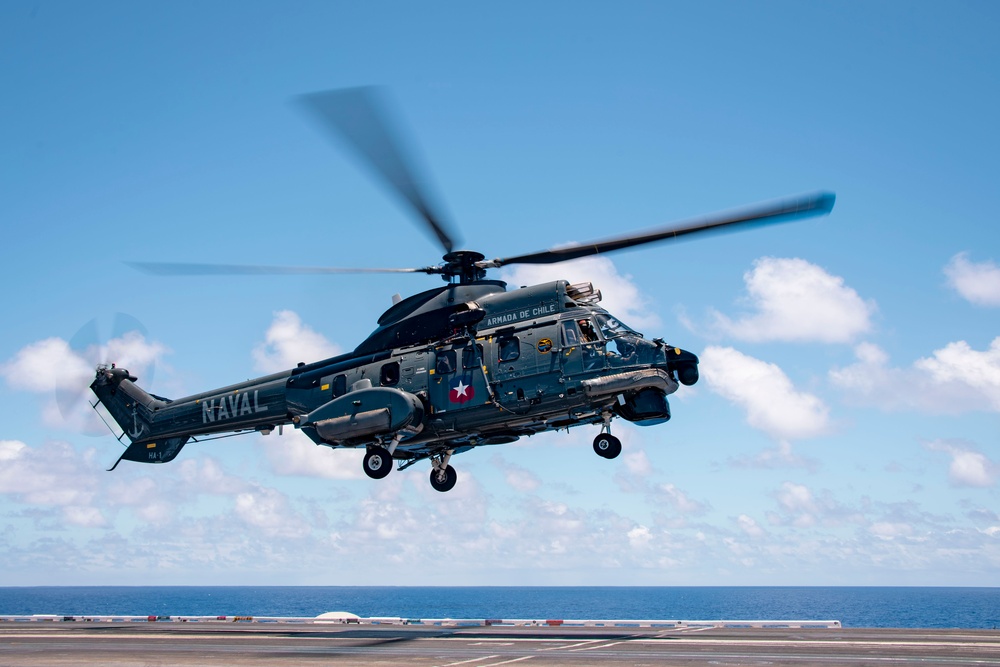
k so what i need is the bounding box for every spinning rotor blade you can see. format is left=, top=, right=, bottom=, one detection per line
left=490, top=192, right=836, bottom=267
left=297, top=87, right=459, bottom=253
left=56, top=313, right=155, bottom=436
left=127, top=262, right=436, bottom=276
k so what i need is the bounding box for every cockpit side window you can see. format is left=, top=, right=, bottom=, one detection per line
left=577, top=318, right=599, bottom=343
left=561, top=321, right=579, bottom=346
left=594, top=312, right=641, bottom=339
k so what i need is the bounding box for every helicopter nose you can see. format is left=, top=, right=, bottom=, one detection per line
left=667, top=347, right=700, bottom=386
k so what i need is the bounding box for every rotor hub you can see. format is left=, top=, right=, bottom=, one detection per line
left=441, top=250, right=487, bottom=283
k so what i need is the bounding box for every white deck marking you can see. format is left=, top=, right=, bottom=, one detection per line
left=476, top=657, right=534, bottom=666
left=436, top=655, right=499, bottom=666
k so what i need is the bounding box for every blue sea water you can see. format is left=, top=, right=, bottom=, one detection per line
left=0, top=587, right=997, bottom=629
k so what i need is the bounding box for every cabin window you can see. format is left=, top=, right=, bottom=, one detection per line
left=463, top=344, right=484, bottom=370
left=436, top=350, right=457, bottom=374
left=380, top=362, right=400, bottom=386
left=333, top=374, right=347, bottom=397
left=498, top=336, right=520, bottom=362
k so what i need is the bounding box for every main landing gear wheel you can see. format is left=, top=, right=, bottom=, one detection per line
left=430, top=465, right=458, bottom=492
left=593, top=433, right=622, bottom=459
left=363, top=446, right=394, bottom=479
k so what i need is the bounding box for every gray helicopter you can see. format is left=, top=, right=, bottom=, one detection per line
left=91, top=88, right=835, bottom=492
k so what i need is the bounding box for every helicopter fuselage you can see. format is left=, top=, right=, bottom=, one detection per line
left=92, top=279, right=699, bottom=490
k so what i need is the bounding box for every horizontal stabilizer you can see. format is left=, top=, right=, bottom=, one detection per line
left=108, top=437, right=189, bottom=471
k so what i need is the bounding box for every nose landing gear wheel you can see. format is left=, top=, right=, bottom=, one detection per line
left=430, top=465, right=458, bottom=492
left=363, top=446, right=394, bottom=479
left=593, top=433, right=622, bottom=459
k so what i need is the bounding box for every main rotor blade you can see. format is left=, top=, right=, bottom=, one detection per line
left=491, top=192, right=835, bottom=267
left=126, top=262, right=435, bottom=276
left=297, top=87, right=458, bottom=253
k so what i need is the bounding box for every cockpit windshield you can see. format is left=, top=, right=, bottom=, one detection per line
left=593, top=311, right=641, bottom=339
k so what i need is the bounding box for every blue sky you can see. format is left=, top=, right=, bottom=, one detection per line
left=1, top=1, right=999, bottom=587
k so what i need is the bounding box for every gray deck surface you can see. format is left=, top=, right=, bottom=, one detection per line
left=2, top=621, right=999, bottom=666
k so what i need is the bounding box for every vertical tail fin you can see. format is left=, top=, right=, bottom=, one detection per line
left=90, top=366, right=189, bottom=469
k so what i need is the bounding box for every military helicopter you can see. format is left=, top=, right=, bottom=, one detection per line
left=90, top=88, right=835, bottom=492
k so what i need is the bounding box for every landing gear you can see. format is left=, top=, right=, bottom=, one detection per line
left=593, top=433, right=622, bottom=459
left=593, top=410, right=621, bottom=459
left=363, top=446, right=393, bottom=479
left=430, top=465, right=458, bottom=492
left=429, top=450, right=457, bottom=492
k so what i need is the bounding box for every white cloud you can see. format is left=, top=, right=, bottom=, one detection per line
left=1, top=332, right=168, bottom=432
left=234, top=486, right=312, bottom=539
left=1, top=338, right=91, bottom=393
left=655, top=483, right=708, bottom=515
left=709, top=257, right=875, bottom=343
left=700, top=346, right=830, bottom=440
left=491, top=455, right=542, bottom=492
left=831, top=339, right=1000, bottom=413
left=736, top=514, right=766, bottom=538
left=925, top=440, right=997, bottom=488
left=252, top=310, right=342, bottom=374
left=0, top=439, right=105, bottom=526
left=868, top=522, right=915, bottom=540
left=773, top=482, right=819, bottom=527
left=944, top=252, right=1000, bottom=307
left=261, top=430, right=365, bottom=480
left=500, top=256, right=661, bottom=332
left=915, top=338, right=1000, bottom=410
left=728, top=441, right=819, bottom=471
left=627, top=525, right=653, bottom=549
left=623, top=449, right=654, bottom=477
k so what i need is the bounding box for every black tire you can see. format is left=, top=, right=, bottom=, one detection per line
left=593, top=433, right=622, bottom=459
left=429, top=465, right=458, bottom=492
left=363, top=446, right=394, bottom=479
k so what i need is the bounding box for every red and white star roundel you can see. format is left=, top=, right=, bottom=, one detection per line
left=449, top=374, right=476, bottom=404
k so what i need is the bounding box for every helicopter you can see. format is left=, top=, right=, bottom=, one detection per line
left=90, top=87, right=835, bottom=492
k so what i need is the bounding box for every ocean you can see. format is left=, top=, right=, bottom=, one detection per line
left=1, top=587, right=997, bottom=629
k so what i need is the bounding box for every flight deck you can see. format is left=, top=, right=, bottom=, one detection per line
left=2, top=616, right=998, bottom=666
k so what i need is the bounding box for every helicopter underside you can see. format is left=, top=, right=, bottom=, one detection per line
left=304, top=366, right=679, bottom=492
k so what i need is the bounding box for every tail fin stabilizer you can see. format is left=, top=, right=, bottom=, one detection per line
left=108, top=436, right=190, bottom=471
left=90, top=366, right=190, bottom=469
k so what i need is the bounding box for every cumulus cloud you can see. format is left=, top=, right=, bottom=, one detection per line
left=709, top=257, right=875, bottom=343
left=727, top=440, right=820, bottom=472
left=736, top=514, right=766, bottom=538
left=0, top=439, right=105, bottom=527
left=658, top=483, right=709, bottom=515
left=915, top=338, right=1000, bottom=410
left=1, top=338, right=92, bottom=393
left=261, top=430, right=365, bottom=480
left=831, top=339, right=1000, bottom=413
left=500, top=255, right=661, bottom=332
left=700, top=346, right=830, bottom=440
left=234, top=486, right=312, bottom=539
left=925, top=440, right=997, bottom=488
left=252, top=311, right=342, bottom=374
left=1, top=332, right=169, bottom=432
left=944, top=253, right=1000, bottom=307
left=491, top=454, right=542, bottom=492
